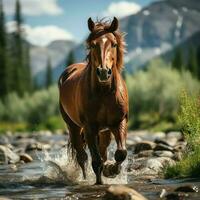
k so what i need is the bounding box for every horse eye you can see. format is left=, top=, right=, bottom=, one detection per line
left=90, top=44, right=96, bottom=49
left=112, top=43, right=118, bottom=48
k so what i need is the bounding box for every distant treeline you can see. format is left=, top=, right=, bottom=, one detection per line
left=171, top=46, right=200, bottom=80
left=0, top=0, right=33, bottom=98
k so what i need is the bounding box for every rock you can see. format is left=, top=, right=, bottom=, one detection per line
left=175, top=185, right=198, bottom=193
left=154, top=138, right=170, bottom=146
left=153, top=151, right=174, bottom=158
left=20, top=153, right=33, bottom=163
left=165, top=192, right=189, bottom=200
left=173, top=152, right=183, bottom=161
left=0, top=197, right=13, bottom=200
left=0, top=135, right=9, bottom=145
left=137, top=150, right=153, bottom=158
left=174, top=142, right=187, bottom=152
left=134, top=141, right=156, bottom=154
left=0, top=145, right=20, bottom=164
left=167, top=131, right=183, bottom=140
left=154, top=144, right=174, bottom=152
left=25, top=142, right=51, bottom=151
left=103, top=185, right=148, bottom=200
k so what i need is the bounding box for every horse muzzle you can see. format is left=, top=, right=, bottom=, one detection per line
left=96, top=67, right=112, bottom=82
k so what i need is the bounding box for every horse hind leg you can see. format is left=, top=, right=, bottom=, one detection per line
left=59, top=103, right=88, bottom=179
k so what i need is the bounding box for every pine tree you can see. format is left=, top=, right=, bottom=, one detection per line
left=12, top=0, right=24, bottom=95
left=196, top=45, right=200, bottom=80
left=187, top=47, right=198, bottom=78
left=172, top=48, right=183, bottom=71
left=23, top=44, right=32, bottom=92
left=66, top=50, right=75, bottom=67
left=45, top=57, right=53, bottom=88
left=0, top=0, right=9, bottom=98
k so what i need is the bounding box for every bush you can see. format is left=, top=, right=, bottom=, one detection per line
left=165, top=91, right=200, bottom=178
left=0, top=85, right=62, bottom=131
left=126, top=59, right=200, bottom=129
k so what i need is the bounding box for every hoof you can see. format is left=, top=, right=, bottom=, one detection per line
left=103, top=162, right=121, bottom=178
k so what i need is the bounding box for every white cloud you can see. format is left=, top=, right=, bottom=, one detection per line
left=6, top=21, right=74, bottom=46
left=103, top=1, right=141, bottom=18
left=3, top=0, right=63, bottom=16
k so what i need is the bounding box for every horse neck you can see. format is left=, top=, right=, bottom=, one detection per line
left=88, top=62, right=120, bottom=95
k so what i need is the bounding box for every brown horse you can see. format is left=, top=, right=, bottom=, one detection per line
left=58, top=17, right=128, bottom=185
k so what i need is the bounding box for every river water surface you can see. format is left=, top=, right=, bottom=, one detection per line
left=0, top=133, right=200, bottom=199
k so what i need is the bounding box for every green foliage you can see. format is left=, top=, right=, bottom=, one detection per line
left=187, top=47, right=198, bottom=78
left=66, top=50, right=75, bottom=67
left=0, top=85, right=62, bottom=131
left=0, top=0, right=9, bottom=97
left=172, top=48, right=183, bottom=71
left=45, top=57, right=53, bottom=88
left=127, top=59, right=200, bottom=129
left=179, top=91, right=200, bottom=150
left=165, top=92, right=200, bottom=178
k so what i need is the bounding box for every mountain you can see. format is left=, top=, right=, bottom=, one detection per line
left=72, top=0, right=200, bottom=73
left=31, top=40, right=75, bottom=86
left=160, top=30, right=200, bottom=64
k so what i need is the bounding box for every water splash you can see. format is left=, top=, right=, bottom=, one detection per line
left=37, top=141, right=128, bottom=185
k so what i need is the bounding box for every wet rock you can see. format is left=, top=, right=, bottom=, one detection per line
left=173, top=152, right=183, bottom=161
left=156, top=157, right=175, bottom=167
left=0, top=145, right=20, bottom=164
left=154, top=138, right=170, bottom=146
left=175, top=185, right=198, bottom=193
left=0, top=135, right=9, bottom=145
left=25, top=142, right=51, bottom=151
left=103, top=185, right=148, bottom=200
left=174, top=142, right=187, bottom=152
left=20, top=153, right=33, bottom=163
left=137, top=150, right=153, bottom=158
left=153, top=151, right=174, bottom=158
left=154, top=144, right=173, bottom=152
left=165, top=192, right=189, bottom=200
left=134, top=141, right=156, bottom=154
left=167, top=131, right=183, bottom=140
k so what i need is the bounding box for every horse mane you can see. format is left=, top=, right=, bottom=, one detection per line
left=86, top=18, right=126, bottom=72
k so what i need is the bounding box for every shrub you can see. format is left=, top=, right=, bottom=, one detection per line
left=126, top=59, right=200, bottom=129
left=165, top=91, right=200, bottom=178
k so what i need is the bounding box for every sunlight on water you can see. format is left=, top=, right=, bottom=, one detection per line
left=37, top=142, right=128, bottom=185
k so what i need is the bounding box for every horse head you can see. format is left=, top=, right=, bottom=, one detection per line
left=87, top=17, right=125, bottom=84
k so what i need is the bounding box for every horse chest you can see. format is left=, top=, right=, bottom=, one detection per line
left=96, top=99, right=124, bottom=126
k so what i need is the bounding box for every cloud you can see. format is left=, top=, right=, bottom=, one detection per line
left=3, top=0, right=63, bottom=16
left=103, top=1, right=141, bottom=18
left=6, top=21, right=74, bottom=46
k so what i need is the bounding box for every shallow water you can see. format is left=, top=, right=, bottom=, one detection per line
left=0, top=135, right=200, bottom=199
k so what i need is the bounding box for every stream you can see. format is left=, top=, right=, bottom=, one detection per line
left=0, top=131, right=199, bottom=199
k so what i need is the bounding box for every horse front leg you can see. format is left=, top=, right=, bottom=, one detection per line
left=85, top=125, right=103, bottom=185
left=103, top=119, right=127, bottom=177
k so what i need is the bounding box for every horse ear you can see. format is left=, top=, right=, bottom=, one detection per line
left=88, top=17, right=95, bottom=32
left=108, top=17, right=118, bottom=32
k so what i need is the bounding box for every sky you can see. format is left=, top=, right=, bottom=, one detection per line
left=3, top=0, right=158, bottom=46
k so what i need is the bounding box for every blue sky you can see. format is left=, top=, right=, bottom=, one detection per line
left=4, top=0, right=157, bottom=45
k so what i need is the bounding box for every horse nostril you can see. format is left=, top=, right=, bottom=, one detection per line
left=96, top=68, right=101, bottom=76
left=107, top=68, right=112, bottom=76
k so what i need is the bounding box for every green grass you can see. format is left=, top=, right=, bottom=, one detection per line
left=164, top=91, right=200, bottom=178
left=0, top=115, right=66, bottom=133
left=165, top=146, right=200, bottom=178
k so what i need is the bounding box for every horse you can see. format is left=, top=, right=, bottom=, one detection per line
left=58, top=17, right=129, bottom=185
